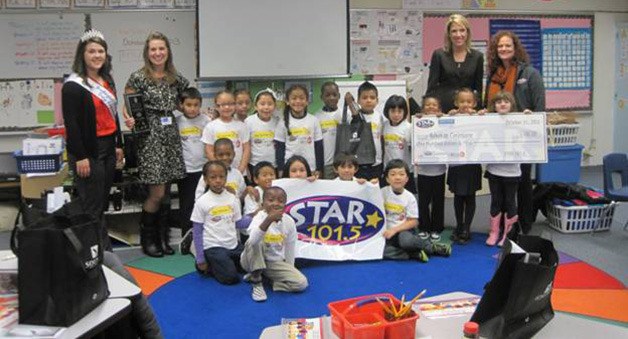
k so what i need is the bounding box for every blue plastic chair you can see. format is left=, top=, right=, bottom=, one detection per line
left=602, top=153, right=628, bottom=230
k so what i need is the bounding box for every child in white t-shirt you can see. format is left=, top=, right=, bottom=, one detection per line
left=190, top=161, right=243, bottom=285
left=194, top=138, right=246, bottom=201
left=333, top=152, right=379, bottom=185
left=381, top=160, right=451, bottom=262
left=382, top=95, right=415, bottom=193
left=246, top=89, right=279, bottom=174
left=314, top=82, right=341, bottom=179
left=201, top=90, right=251, bottom=175
left=240, top=187, right=308, bottom=301
left=175, top=87, right=210, bottom=238
left=274, top=84, right=323, bottom=178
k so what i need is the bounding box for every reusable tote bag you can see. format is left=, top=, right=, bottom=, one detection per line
left=334, top=103, right=376, bottom=165
left=470, top=235, right=559, bottom=339
left=12, top=205, right=109, bottom=326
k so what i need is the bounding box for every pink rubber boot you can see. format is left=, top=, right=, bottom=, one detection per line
left=486, top=213, right=502, bottom=246
left=498, top=215, right=519, bottom=247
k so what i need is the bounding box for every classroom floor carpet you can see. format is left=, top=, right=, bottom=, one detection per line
left=125, top=231, right=627, bottom=338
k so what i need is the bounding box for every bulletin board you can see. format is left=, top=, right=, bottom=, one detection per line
left=422, top=14, right=594, bottom=111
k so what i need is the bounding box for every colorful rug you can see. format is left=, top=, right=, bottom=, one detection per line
left=125, top=233, right=627, bottom=337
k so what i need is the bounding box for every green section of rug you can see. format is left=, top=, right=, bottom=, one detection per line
left=126, top=252, right=196, bottom=278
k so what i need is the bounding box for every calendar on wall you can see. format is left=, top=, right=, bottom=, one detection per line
left=542, top=28, right=592, bottom=90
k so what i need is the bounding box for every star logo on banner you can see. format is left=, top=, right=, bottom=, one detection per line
left=365, top=211, right=382, bottom=228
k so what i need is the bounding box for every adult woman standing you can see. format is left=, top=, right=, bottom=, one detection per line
left=425, top=14, right=484, bottom=113
left=62, top=29, right=123, bottom=250
left=425, top=14, right=484, bottom=242
left=125, top=32, right=189, bottom=257
left=484, top=30, right=546, bottom=236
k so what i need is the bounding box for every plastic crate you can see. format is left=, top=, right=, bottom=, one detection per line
left=536, top=144, right=584, bottom=183
left=13, top=150, right=63, bottom=174
left=547, top=124, right=579, bottom=146
left=329, top=293, right=419, bottom=339
left=546, top=202, right=616, bottom=233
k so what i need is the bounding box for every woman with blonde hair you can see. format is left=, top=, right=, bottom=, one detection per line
left=124, top=32, right=189, bottom=257
left=425, top=14, right=484, bottom=113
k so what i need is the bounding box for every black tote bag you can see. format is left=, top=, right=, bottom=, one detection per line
left=334, top=103, right=376, bottom=165
left=470, top=235, right=559, bottom=339
left=12, top=206, right=109, bottom=326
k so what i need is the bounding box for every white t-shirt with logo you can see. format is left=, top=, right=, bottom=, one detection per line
left=383, top=120, right=412, bottom=170
left=201, top=119, right=250, bottom=170
left=274, top=113, right=323, bottom=170
left=247, top=210, right=297, bottom=264
left=175, top=111, right=211, bottom=173
left=381, top=186, right=418, bottom=230
left=245, top=113, right=278, bottom=167
left=190, top=189, right=242, bottom=250
left=314, top=109, right=341, bottom=166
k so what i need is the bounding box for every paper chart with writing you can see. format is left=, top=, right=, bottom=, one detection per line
left=0, top=80, right=55, bottom=128
left=350, top=10, right=423, bottom=75
left=108, top=0, right=138, bottom=7
left=73, top=0, right=105, bottom=7
left=5, top=0, right=36, bottom=8
left=542, top=28, right=592, bottom=90
left=138, top=0, right=174, bottom=7
left=403, top=0, right=460, bottom=9
left=39, top=0, right=71, bottom=8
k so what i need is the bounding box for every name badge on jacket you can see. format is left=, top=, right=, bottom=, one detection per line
left=160, top=117, right=172, bottom=126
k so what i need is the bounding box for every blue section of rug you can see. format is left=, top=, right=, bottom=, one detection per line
left=149, top=236, right=500, bottom=339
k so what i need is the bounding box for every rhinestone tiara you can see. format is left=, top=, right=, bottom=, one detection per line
left=80, top=29, right=105, bottom=43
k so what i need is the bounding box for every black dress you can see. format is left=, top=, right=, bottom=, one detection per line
left=425, top=48, right=484, bottom=113
left=447, top=164, right=482, bottom=196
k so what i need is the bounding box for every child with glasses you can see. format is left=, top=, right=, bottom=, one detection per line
left=201, top=90, right=251, bottom=176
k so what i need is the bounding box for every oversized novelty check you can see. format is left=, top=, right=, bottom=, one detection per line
left=412, top=113, right=548, bottom=164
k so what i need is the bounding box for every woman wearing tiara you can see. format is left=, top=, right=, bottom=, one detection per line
left=123, top=32, right=189, bottom=257
left=62, top=29, right=123, bottom=250
left=63, top=31, right=165, bottom=338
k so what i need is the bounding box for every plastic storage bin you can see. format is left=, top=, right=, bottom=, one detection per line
left=547, top=124, right=579, bottom=146
left=13, top=150, right=63, bottom=174
left=536, top=144, right=584, bottom=183
left=329, top=293, right=419, bottom=339
left=546, top=202, right=616, bottom=233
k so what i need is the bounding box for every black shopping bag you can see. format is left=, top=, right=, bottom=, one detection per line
left=335, top=103, right=376, bottom=165
left=12, top=205, right=109, bottom=326
left=470, top=235, right=559, bottom=339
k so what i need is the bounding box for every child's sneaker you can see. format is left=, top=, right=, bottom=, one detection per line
left=179, top=229, right=193, bottom=255
left=418, top=231, right=429, bottom=240
left=412, top=250, right=429, bottom=263
left=429, top=232, right=441, bottom=241
left=426, top=242, right=452, bottom=257
left=252, top=282, right=267, bottom=302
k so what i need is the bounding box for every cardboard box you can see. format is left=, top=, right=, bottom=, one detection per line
left=20, top=164, right=69, bottom=199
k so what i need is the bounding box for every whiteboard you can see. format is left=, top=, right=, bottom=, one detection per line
left=337, top=80, right=407, bottom=115
left=91, top=11, right=196, bottom=111
left=198, top=0, right=349, bottom=79
left=0, top=13, right=85, bottom=79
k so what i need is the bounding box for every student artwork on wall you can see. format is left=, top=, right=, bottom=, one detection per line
left=350, top=9, right=423, bottom=75
left=423, top=14, right=593, bottom=110
left=0, top=80, right=55, bottom=128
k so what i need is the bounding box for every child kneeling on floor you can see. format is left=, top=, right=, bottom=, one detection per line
left=240, top=186, right=308, bottom=301
left=382, top=159, right=452, bottom=262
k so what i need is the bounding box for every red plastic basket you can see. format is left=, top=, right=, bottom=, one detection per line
left=328, top=293, right=419, bottom=339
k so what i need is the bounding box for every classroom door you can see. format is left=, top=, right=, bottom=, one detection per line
left=614, top=22, right=628, bottom=153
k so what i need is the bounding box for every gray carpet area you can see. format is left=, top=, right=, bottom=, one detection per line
left=0, top=165, right=626, bottom=285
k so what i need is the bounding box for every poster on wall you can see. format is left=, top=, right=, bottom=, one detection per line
left=0, top=80, right=55, bottom=128
left=350, top=10, right=423, bottom=75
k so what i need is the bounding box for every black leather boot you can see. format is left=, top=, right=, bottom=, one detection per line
left=159, top=205, right=175, bottom=255
left=140, top=210, right=164, bottom=258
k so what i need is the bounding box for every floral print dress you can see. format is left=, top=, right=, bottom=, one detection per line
left=126, top=70, right=189, bottom=184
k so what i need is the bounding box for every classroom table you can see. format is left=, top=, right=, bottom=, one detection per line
left=259, top=292, right=628, bottom=339
left=0, top=250, right=142, bottom=337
